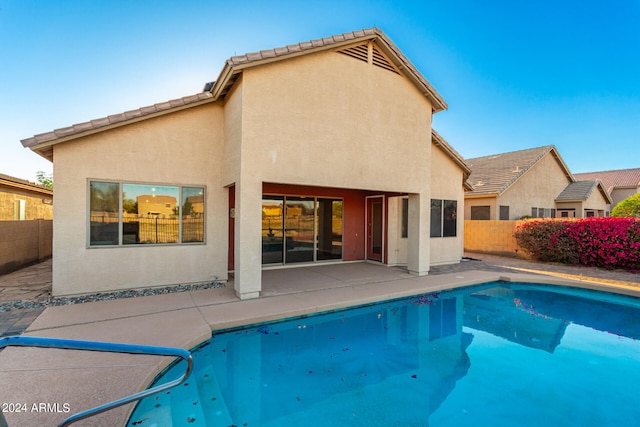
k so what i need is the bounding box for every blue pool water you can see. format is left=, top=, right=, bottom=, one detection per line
left=128, top=282, right=640, bottom=426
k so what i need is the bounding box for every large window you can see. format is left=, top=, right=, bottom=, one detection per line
left=262, top=195, right=343, bottom=265
left=431, top=199, right=457, bottom=238
left=89, top=181, right=204, bottom=246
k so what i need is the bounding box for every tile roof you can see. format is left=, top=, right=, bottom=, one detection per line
left=210, top=28, right=447, bottom=110
left=465, top=146, right=572, bottom=196
left=0, top=173, right=53, bottom=196
left=555, top=180, right=599, bottom=201
left=21, top=92, right=214, bottom=160
left=21, top=28, right=447, bottom=163
left=573, top=168, right=640, bottom=193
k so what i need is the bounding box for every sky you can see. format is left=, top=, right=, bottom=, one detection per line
left=1, top=0, right=639, bottom=183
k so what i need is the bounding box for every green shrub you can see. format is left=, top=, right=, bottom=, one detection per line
left=611, top=193, right=640, bottom=218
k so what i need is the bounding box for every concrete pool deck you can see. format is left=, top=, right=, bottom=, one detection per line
left=1, top=255, right=639, bottom=426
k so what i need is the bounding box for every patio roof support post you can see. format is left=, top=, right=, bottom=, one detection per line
left=407, top=192, right=430, bottom=276
left=234, top=178, right=262, bottom=299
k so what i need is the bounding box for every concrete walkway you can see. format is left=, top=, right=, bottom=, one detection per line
left=0, top=259, right=51, bottom=337
left=0, top=255, right=639, bottom=426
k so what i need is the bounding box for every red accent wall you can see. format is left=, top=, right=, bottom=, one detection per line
left=227, top=183, right=402, bottom=270
left=263, top=183, right=368, bottom=262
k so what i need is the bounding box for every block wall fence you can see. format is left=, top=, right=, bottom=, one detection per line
left=0, top=220, right=52, bottom=275
left=464, top=220, right=530, bottom=259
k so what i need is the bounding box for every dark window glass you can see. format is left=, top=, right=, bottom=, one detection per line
left=401, top=198, right=408, bottom=238
left=89, top=181, right=119, bottom=245
left=471, top=206, right=490, bottom=220
left=499, top=205, right=509, bottom=220
left=430, top=199, right=442, bottom=237
left=317, top=199, right=342, bottom=261
left=443, top=200, right=457, bottom=237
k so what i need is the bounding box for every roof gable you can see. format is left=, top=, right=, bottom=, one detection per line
left=555, top=180, right=612, bottom=204
left=208, top=28, right=447, bottom=112
left=22, top=28, right=446, bottom=162
left=465, top=145, right=573, bottom=196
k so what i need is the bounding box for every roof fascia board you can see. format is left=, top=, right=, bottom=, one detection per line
left=0, top=179, right=53, bottom=196
left=372, top=34, right=447, bottom=112
left=549, top=147, right=575, bottom=182
left=597, top=182, right=613, bottom=204
left=431, top=130, right=471, bottom=177
left=464, top=192, right=499, bottom=198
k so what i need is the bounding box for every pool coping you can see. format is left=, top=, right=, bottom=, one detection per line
left=1, top=265, right=639, bottom=426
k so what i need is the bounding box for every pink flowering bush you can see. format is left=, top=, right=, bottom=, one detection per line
left=514, top=217, right=640, bottom=271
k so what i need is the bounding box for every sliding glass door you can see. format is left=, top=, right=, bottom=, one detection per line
left=317, top=198, right=343, bottom=261
left=261, top=197, right=284, bottom=264
left=285, top=197, right=315, bottom=263
left=262, top=196, right=343, bottom=265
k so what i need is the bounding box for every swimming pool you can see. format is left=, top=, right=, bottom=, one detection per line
left=128, top=281, right=640, bottom=426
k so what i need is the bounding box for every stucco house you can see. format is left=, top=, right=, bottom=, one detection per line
left=0, top=173, right=53, bottom=221
left=574, top=168, right=640, bottom=209
left=464, top=145, right=611, bottom=220
left=21, top=28, right=471, bottom=299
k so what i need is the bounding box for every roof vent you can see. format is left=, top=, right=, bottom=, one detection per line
left=339, top=43, right=369, bottom=63
left=475, top=180, right=484, bottom=186
left=338, top=42, right=399, bottom=75
left=512, top=166, right=521, bottom=173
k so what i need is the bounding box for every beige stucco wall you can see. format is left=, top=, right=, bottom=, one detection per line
left=387, top=146, right=465, bottom=267
left=240, top=47, right=433, bottom=193
left=429, top=145, right=465, bottom=265
left=52, top=103, right=228, bottom=296
left=0, top=187, right=53, bottom=220
left=387, top=196, right=407, bottom=266
left=611, top=187, right=638, bottom=209
left=222, top=79, right=243, bottom=187
left=498, top=154, right=572, bottom=219
left=583, top=188, right=610, bottom=216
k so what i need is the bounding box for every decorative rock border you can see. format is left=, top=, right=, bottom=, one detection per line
left=0, top=281, right=225, bottom=312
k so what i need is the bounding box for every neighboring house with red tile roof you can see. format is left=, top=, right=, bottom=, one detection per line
left=0, top=173, right=53, bottom=221
left=574, top=168, right=640, bottom=209
left=464, top=146, right=612, bottom=220
left=21, top=28, right=471, bottom=298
